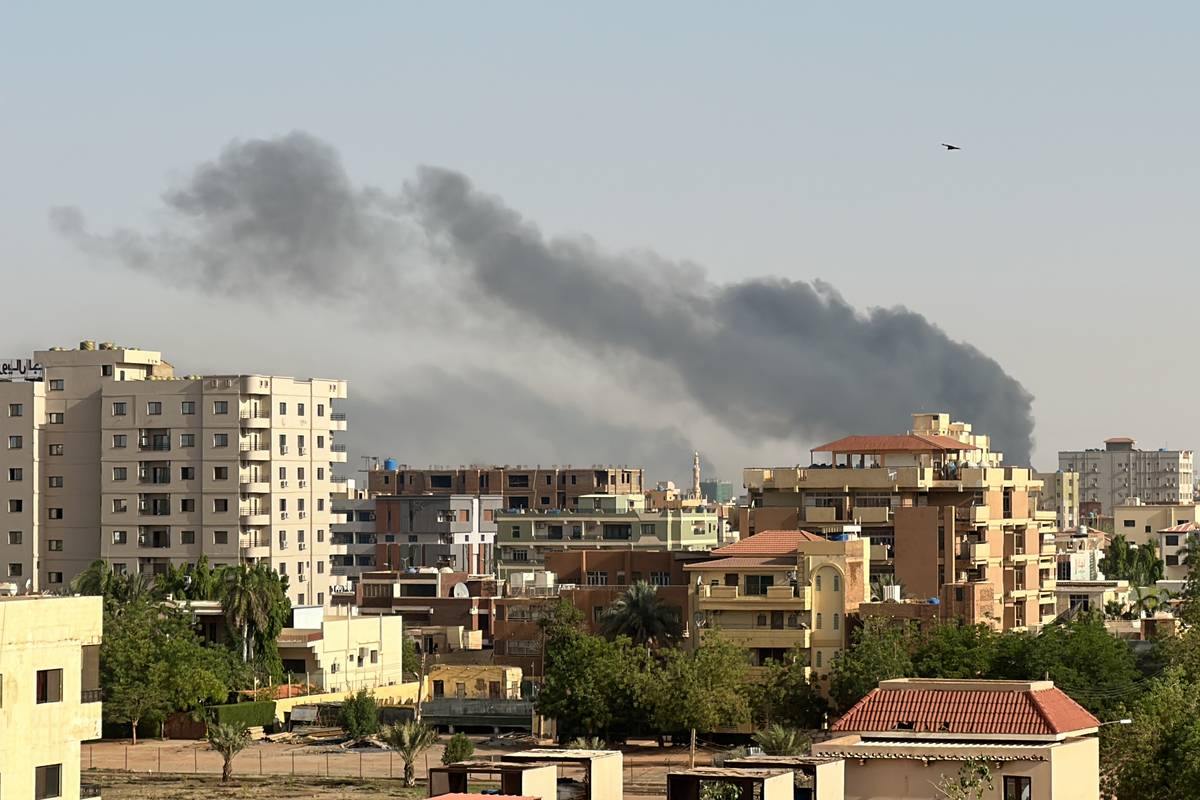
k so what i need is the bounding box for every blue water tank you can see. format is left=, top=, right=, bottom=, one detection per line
left=383, top=457, right=398, bottom=471
left=927, top=597, right=941, bottom=605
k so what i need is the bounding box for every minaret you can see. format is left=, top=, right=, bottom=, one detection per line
left=692, top=450, right=702, bottom=499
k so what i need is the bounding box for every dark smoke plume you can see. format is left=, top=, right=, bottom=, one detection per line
left=51, top=131, right=1036, bottom=462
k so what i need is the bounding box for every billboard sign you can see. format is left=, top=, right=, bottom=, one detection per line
left=0, top=359, right=44, bottom=381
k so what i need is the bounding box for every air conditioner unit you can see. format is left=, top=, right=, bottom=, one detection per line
left=299, top=542, right=307, bottom=550
left=280, top=480, right=288, bottom=488
left=280, top=446, right=289, bottom=455
left=299, top=511, right=307, bottom=519
left=281, top=512, right=289, bottom=519
left=299, top=447, right=307, bottom=455
left=299, top=480, right=307, bottom=488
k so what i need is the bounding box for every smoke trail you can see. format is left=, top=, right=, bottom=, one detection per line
left=50, top=131, right=1035, bottom=462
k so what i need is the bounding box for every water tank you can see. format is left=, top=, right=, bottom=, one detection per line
left=383, top=457, right=398, bottom=471
left=927, top=597, right=941, bottom=605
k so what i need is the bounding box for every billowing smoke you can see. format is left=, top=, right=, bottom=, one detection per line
left=51, top=131, right=1035, bottom=463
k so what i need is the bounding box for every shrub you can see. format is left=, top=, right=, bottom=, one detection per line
left=340, top=689, right=380, bottom=740
left=208, top=700, right=276, bottom=729
left=441, top=732, right=475, bottom=765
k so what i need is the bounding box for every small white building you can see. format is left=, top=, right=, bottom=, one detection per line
left=277, top=608, right=404, bottom=692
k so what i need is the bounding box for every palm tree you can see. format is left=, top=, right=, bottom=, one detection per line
left=219, top=565, right=274, bottom=662
left=870, top=574, right=902, bottom=602
left=207, top=721, right=249, bottom=782
left=1130, top=585, right=1165, bottom=618
left=381, top=720, right=439, bottom=787
left=72, top=559, right=120, bottom=599
left=568, top=736, right=607, bottom=750
left=751, top=725, right=809, bottom=756
left=598, top=582, right=683, bottom=647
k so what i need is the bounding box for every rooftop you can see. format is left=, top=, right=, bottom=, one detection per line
left=711, top=530, right=825, bottom=557
left=684, top=556, right=797, bottom=571
left=812, top=434, right=972, bottom=454
left=1161, top=522, right=1200, bottom=533
left=833, top=678, right=1099, bottom=740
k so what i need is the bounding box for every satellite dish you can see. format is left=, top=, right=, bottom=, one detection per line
left=452, top=583, right=470, bottom=599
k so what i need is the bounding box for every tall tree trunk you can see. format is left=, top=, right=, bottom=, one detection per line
left=404, top=760, right=415, bottom=787
left=131, top=719, right=139, bottom=746
left=222, top=756, right=232, bottom=782
left=242, top=623, right=250, bottom=663
left=689, top=727, right=696, bottom=768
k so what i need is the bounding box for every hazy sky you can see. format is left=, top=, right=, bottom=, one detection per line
left=4, top=4, right=1198, bottom=481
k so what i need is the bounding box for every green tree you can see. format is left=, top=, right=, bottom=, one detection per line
left=912, top=623, right=998, bottom=679
left=382, top=720, right=440, bottom=787
left=1023, top=615, right=1140, bottom=722
left=752, top=725, right=809, bottom=756
left=1102, top=669, right=1200, bottom=799
left=932, top=758, right=994, bottom=800
left=599, top=581, right=683, bottom=648
left=207, top=721, right=249, bottom=783
left=755, top=647, right=829, bottom=729
left=829, top=617, right=914, bottom=713
left=340, top=689, right=380, bottom=740
left=568, top=736, right=607, bottom=749
left=71, top=559, right=123, bottom=603
left=218, top=564, right=290, bottom=680
left=441, top=732, right=475, bottom=764
left=1100, top=535, right=1164, bottom=587
left=537, top=619, right=628, bottom=738
left=650, top=637, right=749, bottom=767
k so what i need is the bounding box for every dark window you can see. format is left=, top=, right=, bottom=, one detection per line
left=745, top=574, right=774, bottom=595
left=1003, top=776, right=1032, bottom=800
left=602, top=523, right=632, bottom=540
left=1167, top=534, right=1180, bottom=546
left=36, top=668, right=63, bottom=703
left=35, top=764, right=62, bottom=799
left=1123, top=519, right=1135, bottom=528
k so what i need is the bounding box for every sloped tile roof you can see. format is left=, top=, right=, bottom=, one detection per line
left=833, top=681, right=1099, bottom=737
left=812, top=434, right=970, bottom=453
left=712, top=530, right=825, bottom=556
left=1161, top=522, right=1200, bottom=533
left=683, top=556, right=797, bottom=571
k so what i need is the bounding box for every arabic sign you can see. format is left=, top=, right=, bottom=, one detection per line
left=0, top=359, right=44, bottom=381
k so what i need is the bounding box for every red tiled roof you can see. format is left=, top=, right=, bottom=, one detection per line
left=1161, top=522, right=1200, bottom=533
left=832, top=681, right=1100, bottom=737
left=813, top=434, right=971, bottom=454
left=1104, top=437, right=1135, bottom=444
left=684, top=556, right=797, bottom=571
left=712, top=530, right=825, bottom=556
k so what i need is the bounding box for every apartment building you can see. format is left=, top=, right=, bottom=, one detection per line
left=684, top=531, right=867, bottom=681
left=812, top=678, right=1100, bottom=800
left=1059, top=437, right=1194, bottom=518
left=0, top=595, right=103, bottom=800
left=366, top=463, right=643, bottom=510
left=353, top=566, right=499, bottom=645
left=1, top=342, right=348, bottom=604
left=374, top=494, right=502, bottom=573
left=1113, top=500, right=1200, bottom=546
left=277, top=607, right=404, bottom=692
left=544, top=549, right=696, bottom=635
left=331, top=482, right=376, bottom=582
left=1159, top=521, right=1199, bottom=580
left=1035, top=470, right=1080, bottom=531
left=493, top=493, right=721, bottom=580
left=743, top=412, right=1058, bottom=631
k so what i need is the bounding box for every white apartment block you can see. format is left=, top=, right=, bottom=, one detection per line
left=1058, top=437, right=1193, bottom=518
left=0, top=342, right=347, bottom=606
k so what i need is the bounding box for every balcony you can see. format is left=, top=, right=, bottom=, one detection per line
left=329, top=543, right=349, bottom=556
left=239, top=506, right=270, bottom=526
left=82, top=688, right=103, bottom=703
left=959, top=541, right=991, bottom=562
left=240, top=534, right=270, bottom=559
left=239, top=408, right=271, bottom=429
left=240, top=479, right=270, bottom=493
left=330, top=411, right=348, bottom=430
left=698, top=624, right=811, bottom=651
left=239, top=442, right=270, bottom=460
left=852, top=506, right=893, bottom=524
left=331, top=443, right=348, bottom=462
left=696, top=584, right=811, bottom=608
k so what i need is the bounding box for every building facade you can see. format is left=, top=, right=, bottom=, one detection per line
left=373, top=494, right=502, bottom=573
left=1058, top=438, right=1193, bottom=519
left=331, top=483, right=376, bottom=583
left=1035, top=470, right=1080, bottom=531
left=1, top=342, right=347, bottom=605
left=494, top=493, right=721, bottom=580
left=277, top=608, right=404, bottom=692
left=743, top=412, right=1058, bottom=631
left=0, top=595, right=103, bottom=800
left=1113, top=500, right=1200, bottom=547
left=366, top=464, right=643, bottom=510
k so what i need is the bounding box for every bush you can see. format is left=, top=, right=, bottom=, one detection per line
left=340, top=689, right=380, bottom=740
left=441, top=732, right=475, bottom=765
left=208, top=700, right=276, bottom=729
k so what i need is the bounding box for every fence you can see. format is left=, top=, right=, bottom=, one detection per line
left=82, top=744, right=433, bottom=781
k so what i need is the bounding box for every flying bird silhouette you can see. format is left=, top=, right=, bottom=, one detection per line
left=942, top=143, right=961, bottom=151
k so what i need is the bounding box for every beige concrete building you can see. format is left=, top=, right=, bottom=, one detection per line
left=0, top=595, right=103, bottom=800
left=812, top=678, right=1101, bottom=800
left=494, top=493, right=721, bottom=579
left=744, top=413, right=1058, bottom=631
left=277, top=607, right=404, bottom=692
left=1114, top=500, right=1200, bottom=546
left=1158, top=521, right=1199, bottom=580
left=1035, top=470, right=1080, bottom=531
left=0, top=342, right=347, bottom=605
left=366, top=463, right=643, bottom=510
left=684, top=530, right=868, bottom=682
left=1059, top=437, right=1193, bottom=519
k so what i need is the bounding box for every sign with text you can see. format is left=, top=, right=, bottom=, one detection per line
left=0, top=359, right=44, bottom=381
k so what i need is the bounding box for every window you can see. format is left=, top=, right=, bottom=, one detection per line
left=8, top=403, right=22, bottom=417
left=112, top=434, right=127, bottom=449
left=112, top=530, right=127, bottom=544
left=816, top=613, right=823, bottom=629
left=279, top=530, right=288, bottom=548
left=48, top=571, right=63, bottom=584
left=745, top=574, right=774, bottom=595
left=7, top=468, right=21, bottom=481
left=112, top=563, right=127, bottom=575
left=35, top=763, right=62, bottom=800
left=317, top=499, right=325, bottom=511
left=1003, top=776, right=1032, bottom=800
left=213, top=466, right=229, bottom=480
left=179, top=466, right=195, bottom=480
left=102, top=364, right=114, bottom=377
left=180, top=498, right=195, bottom=512
left=7, top=562, right=21, bottom=576
left=317, top=561, right=324, bottom=574
left=833, top=574, right=841, bottom=592
left=7, top=531, right=20, bottom=544
left=1167, top=534, right=1180, bottom=546
left=49, top=379, right=63, bottom=391
left=48, top=476, right=63, bottom=488
left=317, top=403, right=325, bottom=417
left=316, top=435, right=324, bottom=448
left=112, top=467, right=127, bottom=481
left=279, top=402, right=287, bottom=415
left=278, top=434, right=287, bottom=452
left=36, top=668, right=63, bottom=703
left=48, top=412, right=63, bottom=424
left=213, top=433, right=229, bottom=448
left=510, top=549, right=529, bottom=562
left=213, top=499, right=229, bottom=512
left=1123, top=519, right=1135, bottom=528
left=48, top=539, right=63, bottom=552
left=213, top=530, right=228, bottom=545
left=317, top=467, right=324, bottom=480
left=181, top=401, right=195, bottom=415
left=146, top=401, right=162, bottom=415
left=49, top=443, right=63, bottom=455
left=112, top=401, right=127, bottom=416
left=815, top=574, right=822, bottom=591
left=278, top=562, right=287, bottom=575
left=833, top=613, right=840, bottom=630
left=297, top=403, right=305, bottom=416
left=317, top=529, right=325, bottom=543
left=317, top=592, right=324, bottom=604
left=8, top=500, right=22, bottom=513
left=279, top=499, right=287, bottom=512
left=8, top=435, right=22, bottom=449
left=213, top=400, right=229, bottom=414
left=112, top=498, right=128, bottom=513
left=650, top=571, right=671, bottom=586
left=816, top=651, right=822, bottom=667
left=593, top=606, right=605, bottom=622
left=1167, top=554, right=1180, bottom=567
left=586, top=570, right=608, bottom=586
left=181, top=530, right=195, bottom=544
left=641, top=523, right=656, bottom=536
left=510, top=525, right=521, bottom=539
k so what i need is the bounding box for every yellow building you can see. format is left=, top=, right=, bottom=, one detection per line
left=276, top=610, right=404, bottom=692
left=1114, top=501, right=1200, bottom=546
left=1035, top=470, right=1080, bottom=531
left=426, top=664, right=522, bottom=700
left=0, top=595, right=103, bottom=800
left=684, top=530, right=868, bottom=681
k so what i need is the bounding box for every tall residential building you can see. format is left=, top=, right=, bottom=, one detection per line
left=1034, top=470, right=1080, bottom=531
left=0, top=342, right=347, bottom=605
left=330, top=482, right=377, bottom=584
left=493, top=493, right=721, bottom=580
left=684, top=530, right=868, bottom=683
left=1058, top=437, right=1194, bottom=518
left=366, top=463, right=643, bottom=510
left=0, top=595, right=103, bottom=800
left=743, top=412, right=1058, bottom=631
left=374, top=493, right=502, bottom=573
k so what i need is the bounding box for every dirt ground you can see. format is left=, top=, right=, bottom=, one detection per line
left=82, top=737, right=722, bottom=799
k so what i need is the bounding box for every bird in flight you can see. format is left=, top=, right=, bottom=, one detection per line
left=942, top=143, right=962, bottom=151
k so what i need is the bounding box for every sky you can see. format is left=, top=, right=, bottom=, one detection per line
left=4, top=4, right=1199, bottom=482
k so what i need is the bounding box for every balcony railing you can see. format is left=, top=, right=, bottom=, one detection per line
left=331, top=412, right=347, bottom=421
left=81, top=688, right=103, bottom=703
left=81, top=781, right=102, bottom=800
left=331, top=444, right=348, bottom=453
